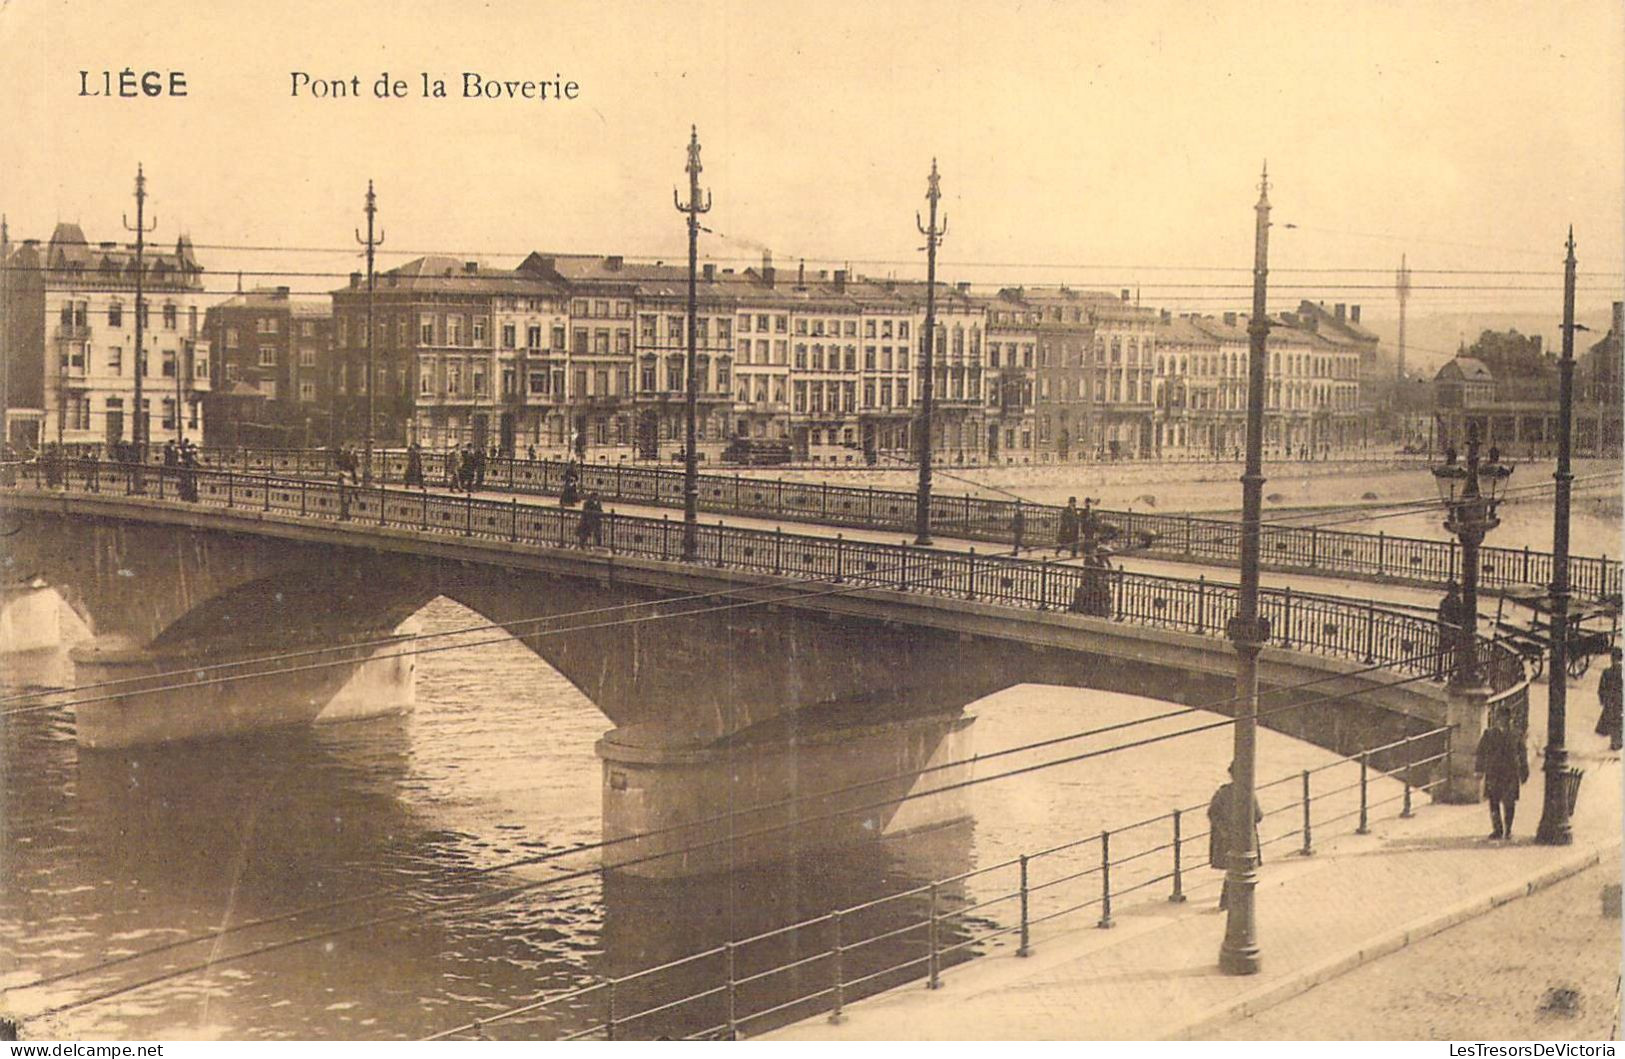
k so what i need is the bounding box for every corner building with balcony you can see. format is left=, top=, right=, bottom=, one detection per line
left=2, top=223, right=210, bottom=451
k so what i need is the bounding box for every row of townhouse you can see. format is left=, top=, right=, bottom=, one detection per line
left=1150, top=302, right=1371, bottom=458
left=323, top=253, right=998, bottom=460
left=1, top=223, right=212, bottom=452
left=0, top=223, right=1374, bottom=463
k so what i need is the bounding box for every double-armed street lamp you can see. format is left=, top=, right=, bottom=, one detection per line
left=1430, top=423, right=1514, bottom=690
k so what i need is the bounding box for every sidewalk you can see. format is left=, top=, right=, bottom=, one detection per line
left=452, top=481, right=1452, bottom=614
left=764, top=668, right=1623, bottom=1041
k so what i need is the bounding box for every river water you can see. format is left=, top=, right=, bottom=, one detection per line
left=3, top=599, right=1388, bottom=1041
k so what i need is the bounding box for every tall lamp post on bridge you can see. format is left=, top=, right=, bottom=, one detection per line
left=914, top=159, right=947, bottom=547
left=1536, top=229, right=1580, bottom=846
left=675, top=125, right=711, bottom=562
left=1219, top=162, right=1272, bottom=977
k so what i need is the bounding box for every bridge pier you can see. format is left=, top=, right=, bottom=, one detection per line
left=0, top=578, right=63, bottom=654
left=596, top=712, right=976, bottom=879
left=1439, top=683, right=1489, bottom=803
left=68, top=631, right=418, bottom=749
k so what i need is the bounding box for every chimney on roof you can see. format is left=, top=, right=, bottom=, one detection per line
left=464, top=261, right=479, bottom=274
left=1350, top=304, right=1361, bottom=324
left=817, top=268, right=827, bottom=280
left=1160, top=309, right=1171, bottom=323
left=99, top=241, right=116, bottom=250
left=1334, top=303, right=1346, bottom=322
left=1120, top=289, right=1131, bottom=303
left=955, top=281, right=971, bottom=294
left=1223, top=311, right=1238, bottom=327
left=274, top=285, right=290, bottom=299
left=605, top=255, right=623, bottom=271
left=797, top=259, right=805, bottom=286
left=703, top=263, right=716, bottom=282
left=761, top=252, right=776, bottom=288
left=834, top=269, right=847, bottom=292
left=350, top=271, right=362, bottom=288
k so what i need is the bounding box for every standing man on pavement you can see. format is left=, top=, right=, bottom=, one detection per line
left=1011, top=503, right=1026, bottom=556
left=1475, top=706, right=1529, bottom=840
left=1208, top=761, right=1262, bottom=911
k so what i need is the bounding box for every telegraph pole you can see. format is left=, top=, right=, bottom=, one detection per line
left=1394, top=254, right=1411, bottom=384
left=1536, top=228, right=1578, bottom=846
left=914, top=159, right=947, bottom=546
left=356, top=180, right=385, bottom=484
left=1221, top=162, right=1271, bottom=977
left=124, top=165, right=156, bottom=458
left=674, top=125, right=711, bottom=562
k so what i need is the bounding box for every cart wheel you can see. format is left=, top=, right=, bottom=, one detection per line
left=1568, top=652, right=1590, bottom=679
left=1529, top=653, right=1545, bottom=681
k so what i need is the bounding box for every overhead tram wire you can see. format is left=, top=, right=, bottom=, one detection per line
left=28, top=643, right=1482, bottom=1022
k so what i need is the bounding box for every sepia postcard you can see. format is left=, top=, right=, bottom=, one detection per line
left=0, top=0, right=1621, bottom=1046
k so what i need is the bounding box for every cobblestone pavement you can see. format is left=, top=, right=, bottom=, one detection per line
left=1209, top=853, right=1622, bottom=1041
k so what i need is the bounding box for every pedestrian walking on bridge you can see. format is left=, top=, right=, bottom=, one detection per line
left=1057, top=497, right=1080, bottom=557
left=1436, top=580, right=1464, bottom=680
left=1475, top=707, right=1528, bottom=840
left=1011, top=503, right=1025, bottom=556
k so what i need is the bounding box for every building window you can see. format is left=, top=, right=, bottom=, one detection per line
left=108, top=346, right=123, bottom=374
left=447, top=363, right=461, bottom=395
left=502, top=323, right=516, bottom=349
left=300, top=348, right=316, bottom=367
left=552, top=325, right=566, bottom=350
left=448, top=317, right=462, bottom=346
left=473, top=318, right=486, bottom=345
left=473, top=366, right=488, bottom=396
left=162, top=350, right=177, bottom=377
left=526, top=325, right=541, bottom=350
left=258, top=346, right=276, bottom=367
left=529, top=371, right=549, bottom=395
left=300, top=380, right=317, bottom=402
left=108, top=302, right=123, bottom=328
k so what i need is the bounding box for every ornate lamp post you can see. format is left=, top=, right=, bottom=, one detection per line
left=1536, top=229, right=1579, bottom=846
left=1431, top=423, right=1514, bottom=689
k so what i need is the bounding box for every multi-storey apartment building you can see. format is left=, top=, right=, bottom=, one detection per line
left=1088, top=296, right=1160, bottom=458
left=204, top=286, right=333, bottom=447
left=979, top=289, right=1039, bottom=461
left=330, top=256, right=569, bottom=452
left=3, top=223, right=210, bottom=451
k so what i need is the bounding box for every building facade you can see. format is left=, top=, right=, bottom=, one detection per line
left=3, top=223, right=210, bottom=451
left=204, top=287, right=333, bottom=447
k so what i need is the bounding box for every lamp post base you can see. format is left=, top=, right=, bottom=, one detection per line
left=1534, top=747, right=1574, bottom=845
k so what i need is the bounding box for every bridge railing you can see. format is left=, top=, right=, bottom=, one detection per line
left=75, top=443, right=1618, bottom=600
left=419, top=725, right=1452, bottom=1040
left=16, top=459, right=1528, bottom=702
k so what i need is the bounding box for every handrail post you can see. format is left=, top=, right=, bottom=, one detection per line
left=927, top=883, right=941, bottom=989
left=829, top=910, right=847, bottom=1024
left=1018, top=854, right=1032, bottom=955
left=377, top=481, right=385, bottom=524
left=605, top=978, right=617, bottom=1042
left=835, top=534, right=845, bottom=583
left=226, top=469, right=233, bottom=508
left=1038, top=559, right=1049, bottom=611
left=1401, top=735, right=1415, bottom=818
left=300, top=476, right=307, bottom=517
left=1364, top=599, right=1377, bottom=664
left=724, top=941, right=738, bottom=1040
left=1097, top=830, right=1114, bottom=928
left=1357, top=752, right=1370, bottom=834
left=266, top=477, right=273, bottom=512
left=465, top=493, right=473, bottom=536
left=1170, top=809, right=1187, bottom=903
left=1195, top=575, right=1206, bottom=634
left=1301, top=770, right=1314, bottom=855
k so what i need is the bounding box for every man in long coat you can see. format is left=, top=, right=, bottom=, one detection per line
left=1475, top=708, right=1529, bottom=840
left=1056, top=497, right=1080, bottom=557
left=1597, top=647, right=1622, bottom=752
left=1208, top=762, right=1263, bottom=910
left=1436, top=580, right=1464, bottom=680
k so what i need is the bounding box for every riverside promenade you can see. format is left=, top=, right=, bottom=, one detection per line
left=766, top=665, right=1622, bottom=1041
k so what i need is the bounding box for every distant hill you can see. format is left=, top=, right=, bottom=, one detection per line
left=1357, top=308, right=1617, bottom=376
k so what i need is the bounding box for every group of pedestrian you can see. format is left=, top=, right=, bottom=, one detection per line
left=445, top=445, right=487, bottom=492
left=575, top=491, right=605, bottom=548
left=333, top=446, right=362, bottom=485
left=161, top=438, right=201, bottom=501
left=404, top=442, right=426, bottom=489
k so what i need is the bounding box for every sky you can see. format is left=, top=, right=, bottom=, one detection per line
left=2, top=0, right=1621, bottom=360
